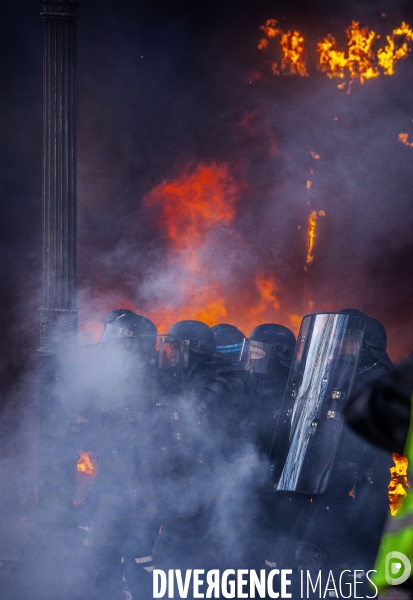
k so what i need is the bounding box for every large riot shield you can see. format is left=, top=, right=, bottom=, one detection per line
left=273, top=312, right=367, bottom=495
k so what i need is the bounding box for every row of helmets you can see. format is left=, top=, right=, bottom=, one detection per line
left=98, top=308, right=388, bottom=375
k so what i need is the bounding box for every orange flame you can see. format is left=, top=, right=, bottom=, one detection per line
left=249, top=273, right=280, bottom=319
left=81, top=159, right=305, bottom=340
left=259, top=19, right=308, bottom=77
left=398, top=132, right=413, bottom=147
left=259, top=20, right=413, bottom=86
left=74, top=451, right=98, bottom=507
left=143, top=163, right=240, bottom=332
left=377, top=22, right=413, bottom=75
left=317, top=21, right=380, bottom=85
left=306, top=210, right=325, bottom=266
left=389, top=453, right=410, bottom=516
left=76, top=451, right=97, bottom=475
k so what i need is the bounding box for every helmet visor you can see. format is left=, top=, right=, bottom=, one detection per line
left=100, top=323, right=134, bottom=342
left=244, top=340, right=276, bottom=374
left=158, top=337, right=190, bottom=370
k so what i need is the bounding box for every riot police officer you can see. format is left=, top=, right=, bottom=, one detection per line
left=139, top=320, right=232, bottom=580
left=269, top=311, right=393, bottom=586
left=239, top=324, right=297, bottom=575
left=82, top=309, right=158, bottom=600
left=242, top=323, right=296, bottom=455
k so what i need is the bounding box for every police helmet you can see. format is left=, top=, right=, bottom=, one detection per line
left=211, top=323, right=245, bottom=363
left=248, top=323, right=296, bottom=370
left=365, top=317, right=387, bottom=350
left=103, top=308, right=132, bottom=328
left=100, top=309, right=157, bottom=344
left=167, top=320, right=216, bottom=356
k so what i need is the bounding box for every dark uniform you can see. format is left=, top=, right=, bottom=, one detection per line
left=127, top=320, right=231, bottom=597
left=235, top=324, right=297, bottom=574
left=73, top=310, right=159, bottom=600
left=293, top=315, right=394, bottom=580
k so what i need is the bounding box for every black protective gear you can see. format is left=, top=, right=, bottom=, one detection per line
left=345, top=354, right=413, bottom=455
left=167, top=320, right=216, bottom=357
left=249, top=323, right=296, bottom=369
left=211, top=323, right=245, bottom=364
left=339, top=311, right=392, bottom=370
left=295, top=316, right=393, bottom=574
left=100, top=310, right=157, bottom=344
left=103, top=308, right=132, bottom=328
left=365, top=317, right=387, bottom=350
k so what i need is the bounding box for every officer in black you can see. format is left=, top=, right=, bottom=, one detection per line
left=345, top=355, right=413, bottom=457
left=149, top=320, right=232, bottom=576
left=239, top=324, right=297, bottom=575
left=295, top=313, right=393, bottom=581
left=80, top=309, right=158, bottom=600
left=242, top=323, right=296, bottom=456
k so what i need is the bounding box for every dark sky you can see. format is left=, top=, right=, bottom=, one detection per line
left=1, top=0, right=413, bottom=411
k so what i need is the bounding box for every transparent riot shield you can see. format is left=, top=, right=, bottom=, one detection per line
left=274, top=312, right=367, bottom=495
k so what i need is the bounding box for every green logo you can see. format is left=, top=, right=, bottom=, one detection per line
left=385, top=552, right=411, bottom=586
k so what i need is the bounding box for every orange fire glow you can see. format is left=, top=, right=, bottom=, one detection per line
left=76, top=451, right=97, bottom=476
left=259, top=20, right=413, bottom=86
left=74, top=451, right=99, bottom=507
left=389, top=452, right=410, bottom=517
left=377, top=22, right=413, bottom=75
left=259, top=19, right=308, bottom=76
left=143, top=163, right=240, bottom=332
left=306, top=210, right=325, bottom=266
left=399, top=132, right=413, bottom=147
left=317, top=22, right=379, bottom=85
left=82, top=161, right=305, bottom=341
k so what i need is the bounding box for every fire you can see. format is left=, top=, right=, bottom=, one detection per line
left=76, top=451, right=97, bottom=475
left=81, top=159, right=304, bottom=340
left=317, top=22, right=380, bottom=85
left=259, top=19, right=308, bottom=76
left=74, top=451, right=98, bottom=507
left=249, top=273, right=280, bottom=320
left=143, top=163, right=240, bottom=332
left=399, top=132, right=413, bottom=147
left=145, top=163, right=237, bottom=253
left=289, top=314, right=302, bottom=335
left=258, top=20, right=413, bottom=86
left=306, top=210, right=325, bottom=266
left=377, top=22, right=413, bottom=75
left=389, top=453, right=410, bottom=517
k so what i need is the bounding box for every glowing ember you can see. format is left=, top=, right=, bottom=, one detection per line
left=259, top=19, right=308, bottom=76
left=306, top=210, right=325, bottom=266
left=389, top=452, right=410, bottom=517
left=76, top=451, right=97, bottom=475
left=398, top=132, right=413, bottom=147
